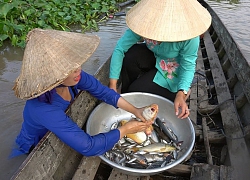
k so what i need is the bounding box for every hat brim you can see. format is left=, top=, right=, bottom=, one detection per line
left=13, top=29, right=100, bottom=100
left=126, top=0, right=212, bottom=42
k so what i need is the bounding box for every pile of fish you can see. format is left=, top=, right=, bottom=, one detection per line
left=104, top=104, right=183, bottom=169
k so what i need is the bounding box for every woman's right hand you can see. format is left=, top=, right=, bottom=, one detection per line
left=118, top=119, right=152, bottom=139
left=109, top=79, right=118, bottom=92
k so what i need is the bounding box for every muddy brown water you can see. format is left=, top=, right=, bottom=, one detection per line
left=1, top=1, right=250, bottom=179
left=0, top=15, right=128, bottom=179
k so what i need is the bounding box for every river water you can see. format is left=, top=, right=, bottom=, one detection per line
left=0, top=1, right=249, bottom=179
left=206, top=0, right=250, bottom=59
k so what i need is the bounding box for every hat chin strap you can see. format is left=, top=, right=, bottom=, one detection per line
left=57, top=84, right=68, bottom=87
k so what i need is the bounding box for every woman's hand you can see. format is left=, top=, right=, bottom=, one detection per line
left=174, top=91, right=190, bottom=119
left=117, top=98, right=148, bottom=122
left=132, top=107, right=147, bottom=122
left=118, top=119, right=152, bottom=139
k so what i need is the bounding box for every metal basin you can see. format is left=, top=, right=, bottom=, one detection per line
left=86, top=92, right=195, bottom=176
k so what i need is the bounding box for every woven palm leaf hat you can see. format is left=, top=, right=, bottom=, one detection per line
left=13, top=28, right=100, bottom=100
left=126, top=0, right=212, bottom=42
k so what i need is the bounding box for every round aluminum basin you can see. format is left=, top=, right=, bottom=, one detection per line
left=86, top=92, right=195, bottom=176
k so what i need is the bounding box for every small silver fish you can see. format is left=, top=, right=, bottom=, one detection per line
left=134, top=143, right=176, bottom=153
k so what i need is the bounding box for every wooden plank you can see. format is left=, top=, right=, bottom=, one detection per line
left=11, top=133, right=79, bottom=180
left=197, top=105, right=218, bottom=115
left=165, top=164, right=192, bottom=176
left=11, top=59, right=112, bottom=180
left=219, top=165, right=233, bottom=180
left=108, top=168, right=145, bottom=180
left=195, top=128, right=225, bottom=144
left=196, top=46, right=210, bottom=113
left=205, top=1, right=250, bottom=104
left=72, top=156, right=101, bottom=180
left=191, top=163, right=232, bottom=180
left=244, top=124, right=250, bottom=139
left=189, top=48, right=201, bottom=124
left=53, top=149, right=82, bottom=179
left=235, top=92, right=248, bottom=109
left=203, top=31, right=250, bottom=179
left=190, top=163, right=220, bottom=180
left=202, top=117, right=213, bottom=165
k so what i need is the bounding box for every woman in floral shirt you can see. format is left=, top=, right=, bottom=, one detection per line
left=109, top=0, right=211, bottom=119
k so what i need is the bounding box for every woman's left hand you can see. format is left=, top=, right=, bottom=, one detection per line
left=117, top=97, right=148, bottom=122
left=174, top=91, right=190, bottom=119
left=133, top=107, right=147, bottom=122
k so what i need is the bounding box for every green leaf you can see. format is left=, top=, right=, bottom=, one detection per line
left=165, top=72, right=168, bottom=78
left=172, top=71, right=178, bottom=77
left=92, top=2, right=100, bottom=9
left=12, top=23, right=24, bottom=31
left=79, top=19, right=86, bottom=24
left=17, top=40, right=25, bottom=48
left=101, top=6, right=109, bottom=13
left=3, top=24, right=9, bottom=32
left=43, top=11, right=50, bottom=15
left=24, top=9, right=33, bottom=16
left=11, top=34, right=18, bottom=46
left=64, top=16, right=71, bottom=20
left=58, top=12, right=65, bottom=16
left=0, top=1, right=27, bottom=18
left=0, top=34, right=8, bottom=41
left=38, top=20, right=45, bottom=27
left=63, top=7, right=69, bottom=12
left=0, top=3, right=13, bottom=18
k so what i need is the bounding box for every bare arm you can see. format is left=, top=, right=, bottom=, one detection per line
left=109, top=78, right=118, bottom=92
left=116, top=97, right=147, bottom=122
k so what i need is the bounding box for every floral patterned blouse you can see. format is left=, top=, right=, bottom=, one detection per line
left=110, top=28, right=199, bottom=93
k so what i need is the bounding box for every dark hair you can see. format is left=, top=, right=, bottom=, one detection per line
left=37, top=88, right=56, bottom=104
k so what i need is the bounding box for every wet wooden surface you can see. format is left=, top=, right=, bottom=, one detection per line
left=190, top=164, right=232, bottom=180
left=72, top=156, right=101, bottom=180
left=203, top=31, right=250, bottom=179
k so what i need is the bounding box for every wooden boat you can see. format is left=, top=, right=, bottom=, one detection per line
left=11, top=0, right=250, bottom=179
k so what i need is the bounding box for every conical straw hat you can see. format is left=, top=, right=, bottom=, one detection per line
left=13, top=28, right=100, bottom=100
left=126, top=0, right=212, bottom=42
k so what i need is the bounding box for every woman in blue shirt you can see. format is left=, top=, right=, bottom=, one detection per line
left=109, top=0, right=211, bottom=119
left=12, top=28, right=152, bottom=157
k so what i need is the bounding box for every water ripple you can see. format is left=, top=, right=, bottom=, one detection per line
left=206, top=0, right=250, bottom=61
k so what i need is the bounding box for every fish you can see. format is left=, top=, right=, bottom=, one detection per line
left=152, top=124, right=171, bottom=143
left=155, top=117, right=178, bottom=143
left=119, top=104, right=159, bottom=144
left=120, top=120, right=147, bottom=144
left=132, top=143, right=176, bottom=153
left=149, top=130, right=160, bottom=143
left=125, top=162, right=147, bottom=169
left=110, top=121, right=119, bottom=130
left=143, top=153, right=167, bottom=163
left=155, top=118, right=184, bottom=149
left=142, top=104, right=158, bottom=122
left=146, top=161, right=166, bottom=169
left=105, top=104, right=183, bottom=170
left=142, top=104, right=159, bottom=134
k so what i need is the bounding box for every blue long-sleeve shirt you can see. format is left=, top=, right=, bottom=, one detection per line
left=110, top=29, right=199, bottom=92
left=14, top=70, right=121, bottom=157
